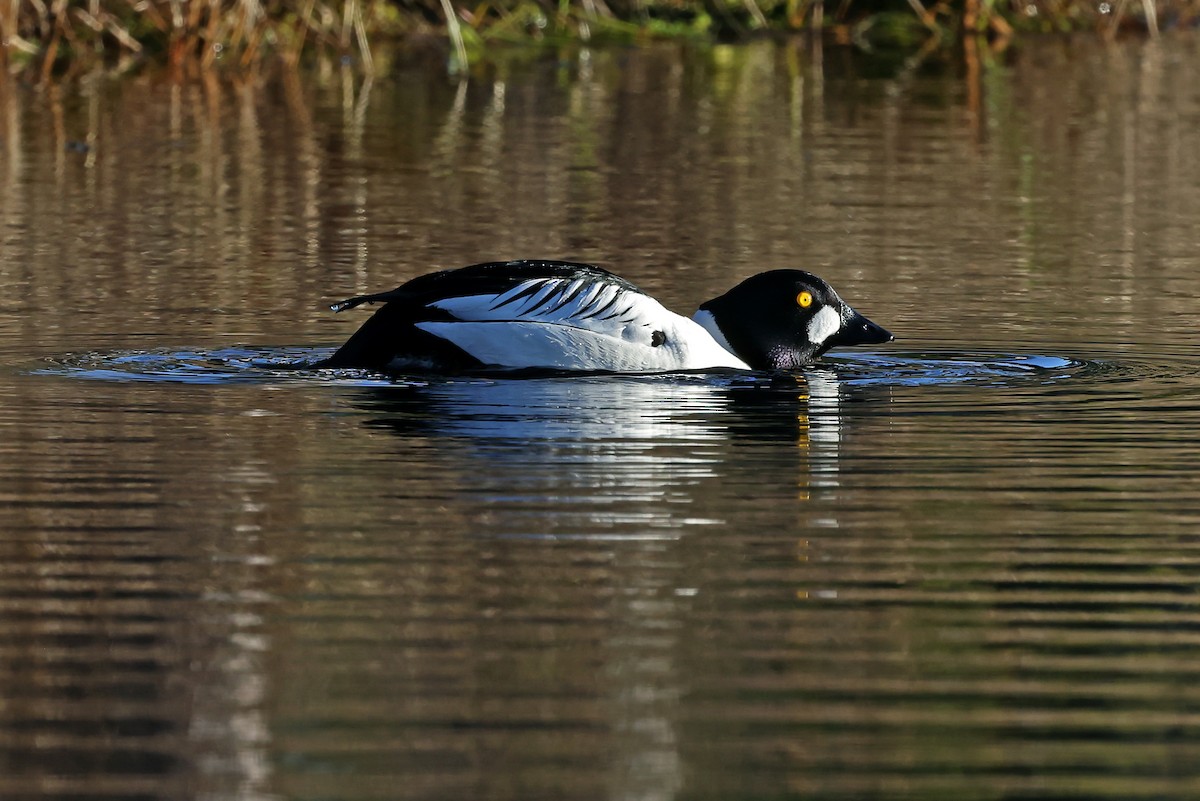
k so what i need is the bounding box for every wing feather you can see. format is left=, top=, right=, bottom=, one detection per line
left=488, top=279, right=550, bottom=311
left=576, top=285, right=622, bottom=320
left=432, top=276, right=644, bottom=328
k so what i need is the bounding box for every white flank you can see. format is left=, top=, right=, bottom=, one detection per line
left=418, top=278, right=749, bottom=371
left=806, top=306, right=841, bottom=347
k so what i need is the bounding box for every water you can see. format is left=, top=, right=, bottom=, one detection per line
left=3, top=35, right=1200, bottom=800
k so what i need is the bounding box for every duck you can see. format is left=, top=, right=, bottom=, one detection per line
left=318, top=259, right=893, bottom=373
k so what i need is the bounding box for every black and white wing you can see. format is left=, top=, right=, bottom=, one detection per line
left=322, top=260, right=745, bottom=372
left=418, top=271, right=687, bottom=371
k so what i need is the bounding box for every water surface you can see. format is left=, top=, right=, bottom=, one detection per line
left=3, top=35, right=1200, bottom=800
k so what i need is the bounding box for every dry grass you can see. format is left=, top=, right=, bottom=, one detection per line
left=0, top=0, right=381, bottom=78
left=0, top=0, right=1190, bottom=78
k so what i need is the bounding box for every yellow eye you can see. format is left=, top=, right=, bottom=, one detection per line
left=797, top=291, right=814, bottom=309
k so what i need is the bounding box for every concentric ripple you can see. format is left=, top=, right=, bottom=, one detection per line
left=36, top=347, right=1096, bottom=388
left=37, top=347, right=344, bottom=384
left=826, top=350, right=1091, bottom=387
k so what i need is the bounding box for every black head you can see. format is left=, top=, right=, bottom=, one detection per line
left=696, top=270, right=894, bottom=370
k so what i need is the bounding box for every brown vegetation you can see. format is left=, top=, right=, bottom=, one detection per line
left=0, top=0, right=1188, bottom=79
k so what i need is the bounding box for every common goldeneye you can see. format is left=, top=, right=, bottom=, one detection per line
left=319, top=259, right=893, bottom=373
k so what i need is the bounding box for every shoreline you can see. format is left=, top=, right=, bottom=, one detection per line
left=0, top=0, right=1190, bottom=79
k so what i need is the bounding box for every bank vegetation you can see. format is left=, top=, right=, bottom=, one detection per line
left=0, top=0, right=1188, bottom=78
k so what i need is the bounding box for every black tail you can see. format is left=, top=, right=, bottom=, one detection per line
left=316, top=291, right=480, bottom=372
left=328, top=289, right=409, bottom=314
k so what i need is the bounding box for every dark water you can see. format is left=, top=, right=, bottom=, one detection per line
left=3, top=35, right=1200, bottom=800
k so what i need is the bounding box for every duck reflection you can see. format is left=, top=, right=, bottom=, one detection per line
left=341, top=368, right=891, bottom=801
left=348, top=367, right=889, bottom=537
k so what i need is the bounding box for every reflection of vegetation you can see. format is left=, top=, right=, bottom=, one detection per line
left=0, top=0, right=1186, bottom=76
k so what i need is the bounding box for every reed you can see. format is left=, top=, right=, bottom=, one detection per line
left=0, top=0, right=384, bottom=76
left=0, top=0, right=1190, bottom=77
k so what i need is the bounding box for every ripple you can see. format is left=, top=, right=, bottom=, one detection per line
left=34, top=346, right=1101, bottom=388
left=37, top=347, right=359, bottom=385
left=827, top=350, right=1091, bottom=387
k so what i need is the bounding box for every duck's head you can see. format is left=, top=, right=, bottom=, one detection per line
left=695, top=270, right=894, bottom=370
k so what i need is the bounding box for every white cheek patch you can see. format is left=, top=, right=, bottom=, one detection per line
left=806, top=306, right=842, bottom=346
